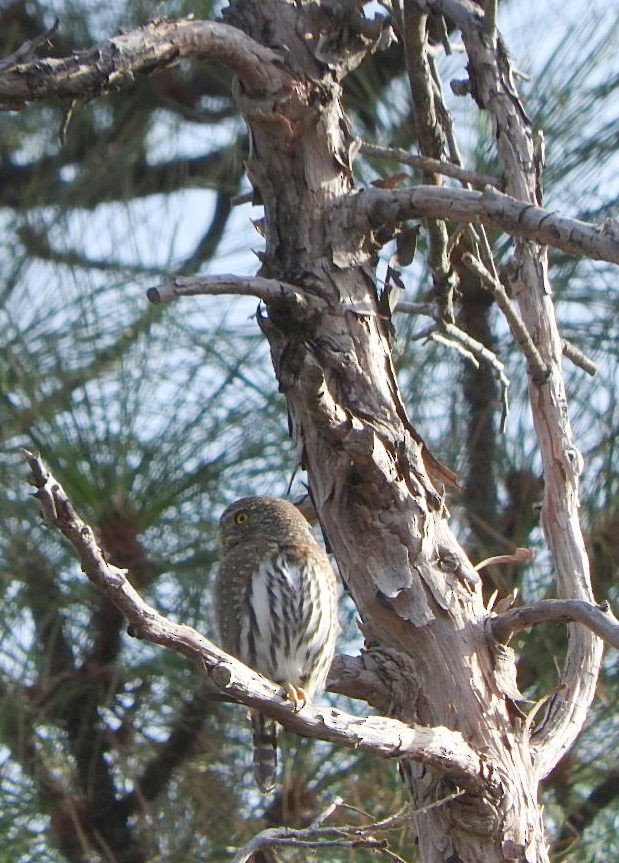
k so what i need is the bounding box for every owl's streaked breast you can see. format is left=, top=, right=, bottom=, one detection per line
left=236, top=549, right=335, bottom=697
left=213, top=496, right=338, bottom=793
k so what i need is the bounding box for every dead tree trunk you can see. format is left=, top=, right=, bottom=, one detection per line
left=214, top=2, right=601, bottom=860
left=222, top=3, right=531, bottom=858
left=7, top=1, right=615, bottom=861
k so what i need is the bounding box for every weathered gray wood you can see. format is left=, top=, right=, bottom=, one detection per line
left=9, top=2, right=611, bottom=860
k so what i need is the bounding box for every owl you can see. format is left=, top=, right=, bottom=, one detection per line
left=213, top=496, right=338, bottom=792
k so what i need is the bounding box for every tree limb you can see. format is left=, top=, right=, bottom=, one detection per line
left=490, top=599, right=619, bottom=650
left=460, top=252, right=548, bottom=384
left=22, top=449, right=499, bottom=798
left=0, top=17, right=286, bottom=109
left=400, top=6, right=450, bottom=306
left=231, top=797, right=417, bottom=863
left=419, top=0, right=604, bottom=777
left=348, top=184, right=619, bottom=264
left=147, top=273, right=313, bottom=309
left=357, top=140, right=498, bottom=189
left=561, top=339, right=597, bottom=377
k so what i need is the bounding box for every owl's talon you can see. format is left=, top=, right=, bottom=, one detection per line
left=282, top=682, right=306, bottom=711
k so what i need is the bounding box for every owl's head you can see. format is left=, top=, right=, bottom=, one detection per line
left=218, top=496, right=314, bottom=550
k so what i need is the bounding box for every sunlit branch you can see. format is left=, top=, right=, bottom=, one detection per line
left=22, top=450, right=499, bottom=796
left=231, top=798, right=414, bottom=863
left=350, top=185, right=619, bottom=264
left=461, top=252, right=549, bottom=384
left=0, top=17, right=285, bottom=109
left=561, top=339, right=597, bottom=377
left=357, top=141, right=498, bottom=189
left=147, top=274, right=309, bottom=308
left=490, top=599, right=619, bottom=649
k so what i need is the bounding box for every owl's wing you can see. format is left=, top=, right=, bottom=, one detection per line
left=213, top=539, right=277, bottom=657
left=212, top=557, right=242, bottom=656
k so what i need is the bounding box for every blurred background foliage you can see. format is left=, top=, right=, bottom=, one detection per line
left=0, top=0, right=617, bottom=861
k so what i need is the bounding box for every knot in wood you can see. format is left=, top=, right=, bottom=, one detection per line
left=211, top=663, right=233, bottom=689
left=437, top=551, right=460, bottom=573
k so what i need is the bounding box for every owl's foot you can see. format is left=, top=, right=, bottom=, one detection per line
left=282, top=682, right=306, bottom=711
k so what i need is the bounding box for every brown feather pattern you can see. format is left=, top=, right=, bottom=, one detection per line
left=213, top=496, right=338, bottom=792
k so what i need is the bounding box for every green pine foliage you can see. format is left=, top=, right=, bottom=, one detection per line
left=0, top=1, right=616, bottom=861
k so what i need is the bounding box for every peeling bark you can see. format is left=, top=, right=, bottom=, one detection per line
left=9, top=1, right=613, bottom=861
left=220, top=3, right=550, bottom=858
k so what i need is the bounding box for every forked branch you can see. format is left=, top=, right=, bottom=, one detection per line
left=358, top=140, right=498, bottom=189
left=422, top=0, right=605, bottom=776
left=231, top=798, right=419, bottom=863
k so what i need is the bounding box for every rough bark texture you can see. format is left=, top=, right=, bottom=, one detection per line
left=220, top=2, right=550, bottom=860
left=8, top=1, right=615, bottom=861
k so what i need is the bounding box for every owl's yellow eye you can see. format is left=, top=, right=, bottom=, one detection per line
left=234, top=510, right=249, bottom=525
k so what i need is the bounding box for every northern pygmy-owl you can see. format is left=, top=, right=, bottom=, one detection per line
left=213, top=496, right=338, bottom=793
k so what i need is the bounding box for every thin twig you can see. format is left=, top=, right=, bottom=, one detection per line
left=232, top=831, right=407, bottom=863
left=358, top=141, right=498, bottom=190
left=0, top=20, right=59, bottom=72
left=562, top=339, right=597, bottom=377
left=461, top=252, right=549, bottom=384
left=231, top=793, right=463, bottom=863
left=475, top=547, right=533, bottom=572
left=464, top=223, right=499, bottom=282
left=442, top=321, right=510, bottom=429
left=409, top=323, right=439, bottom=342
left=431, top=331, right=479, bottom=366
left=395, top=301, right=435, bottom=317
left=402, top=312, right=509, bottom=431
left=310, top=796, right=343, bottom=828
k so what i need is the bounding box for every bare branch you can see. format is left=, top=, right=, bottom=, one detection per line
left=400, top=6, right=450, bottom=309
left=350, top=185, right=619, bottom=264
left=394, top=300, right=435, bottom=317
left=358, top=141, right=498, bottom=189
left=232, top=825, right=408, bottom=863
left=442, top=320, right=510, bottom=426
left=0, top=18, right=286, bottom=110
left=231, top=795, right=461, bottom=863
left=475, top=548, right=533, bottom=573
left=147, top=274, right=311, bottom=309
left=460, top=252, right=549, bottom=384
left=490, top=599, right=619, bottom=650
left=394, top=298, right=510, bottom=425
left=404, top=0, right=605, bottom=777
left=420, top=0, right=606, bottom=777
left=562, top=339, right=597, bottom=377
left=22, top=450, right=498, bottom=796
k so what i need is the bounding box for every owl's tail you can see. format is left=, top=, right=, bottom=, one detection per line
left=251, top=711, right=278, bottom=793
